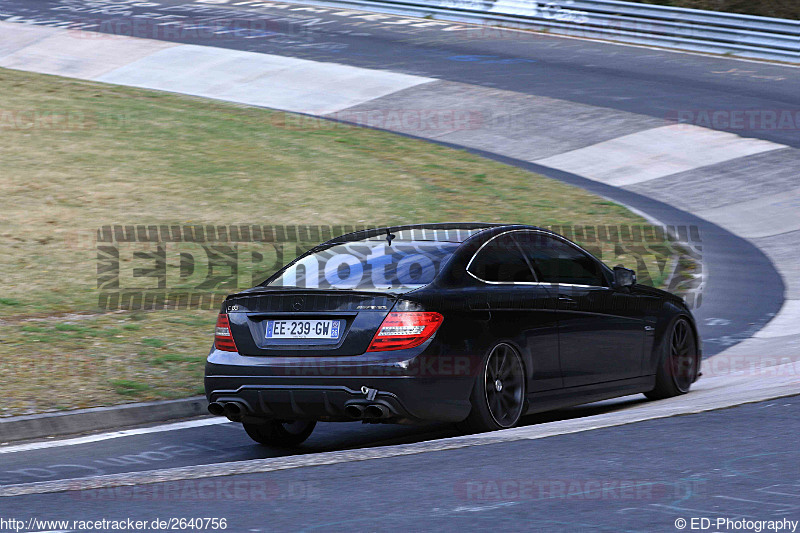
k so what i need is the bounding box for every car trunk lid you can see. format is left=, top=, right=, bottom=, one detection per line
left=223, top=289, right=399, bottom=356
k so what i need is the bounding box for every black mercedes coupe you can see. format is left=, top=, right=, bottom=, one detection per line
left=205, top=223, right=700, bottom=446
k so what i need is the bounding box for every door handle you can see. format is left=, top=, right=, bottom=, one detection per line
left=558, top=296, right=578, bottom=308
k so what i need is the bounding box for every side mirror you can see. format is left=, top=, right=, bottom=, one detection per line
left=613, top=266, right=636, bottom=288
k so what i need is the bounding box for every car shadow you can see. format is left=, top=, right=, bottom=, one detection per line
left=519, top=394, right=650, bottom=426
left=245, top=394, right=651, bottom=457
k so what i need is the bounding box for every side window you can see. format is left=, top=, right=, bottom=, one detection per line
left=515, top=232, right=606, bottom=286
left=468, top=234, right=536, bottom=283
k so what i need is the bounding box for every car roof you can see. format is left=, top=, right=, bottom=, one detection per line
left=322, top=223, right=553, bottom=245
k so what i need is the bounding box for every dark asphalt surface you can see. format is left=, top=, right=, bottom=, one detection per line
left=0, top=2, right=797, bottom=530
left=2, top=0, right=798, bottom=147
left=2, top=396, right=798, bottom=532
left=0, top=397, right=648, bottom=487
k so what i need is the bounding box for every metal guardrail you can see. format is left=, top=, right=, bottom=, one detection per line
left=302, top=0, right=800, bottom=62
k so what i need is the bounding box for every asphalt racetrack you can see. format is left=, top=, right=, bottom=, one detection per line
left=0, top=1, right=798, bottom=530
left=1, top=397, right=799, bottom=531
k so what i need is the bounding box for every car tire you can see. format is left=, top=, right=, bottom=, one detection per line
left=645, top=317, right=698, bottom=400
left=457, top=343, right=526, bottom=434
left=243, top=420, right=316, bottom=447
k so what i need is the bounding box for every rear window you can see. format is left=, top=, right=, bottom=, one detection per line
left=267, top=241, right=459, bottom=291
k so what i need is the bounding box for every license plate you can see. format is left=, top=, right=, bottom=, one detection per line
left=266, top=319, right=340, bottom=339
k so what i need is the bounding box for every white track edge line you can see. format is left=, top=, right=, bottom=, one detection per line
left=1, top=383, right=796, bottom=497
left=0, top=418, right=230, bottom=455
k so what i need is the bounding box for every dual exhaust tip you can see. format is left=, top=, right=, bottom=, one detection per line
left=209, top=399, right=391, bottom=420
left=344, top=403, right=390, bottom=420
left=208, top=401, right=245, bottom=421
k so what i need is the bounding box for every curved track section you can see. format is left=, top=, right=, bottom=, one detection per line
left=1, top=0, right=796, bottom=354
left=0, top=0, right=799, bottom=527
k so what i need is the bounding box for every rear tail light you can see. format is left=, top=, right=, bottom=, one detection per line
left=367, top=312, right=443, bottom=352
left=214, top=313, right=238, bottom=352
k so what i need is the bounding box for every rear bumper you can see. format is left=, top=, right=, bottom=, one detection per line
left=204, top=348, right=475, bottom=423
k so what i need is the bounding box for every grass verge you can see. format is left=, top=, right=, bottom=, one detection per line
left=1, top=67, right=668, bottom=416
